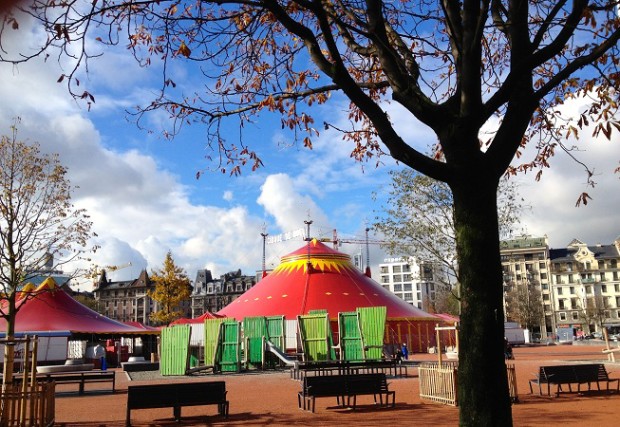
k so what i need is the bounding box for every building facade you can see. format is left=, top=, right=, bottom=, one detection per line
left=500, top=236, right=552, bottom=336
left=92, top=269, right=192, bottom=326
left=377, top=257, right=444, bottom=311
left=549, top=238, right=620, bottom=336
left=190, top=269, right=256, bottom=317
left=500, top=235, right=620, bottom=338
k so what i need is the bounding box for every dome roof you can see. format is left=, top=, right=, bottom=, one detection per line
left=218, top=239, right=436, bottom=320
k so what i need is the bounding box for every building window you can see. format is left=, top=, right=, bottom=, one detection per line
left=569, top=286, right=575, bottom=294
left=598, top=260, right=605, bottom=269
left=393, top=274, right=403, bottom=282
left=541, top=273, right=547, bottom=280
left=404, top=292, right=413, bottom=301
left=393, top=265, right=402, bottom=273
left=557, top=287, right=563, bottom=295
left=381, top=276, right=389, bottom=284
left=539, top=262, right=546, bottom=270
left=602, top=284, right=607, bottom=293
left=568, top=274, right=574, bottom=284
left=380, top=266, right=388, bottom=274
left=515, top=264, right=521, bottom=271
left=572, top=312, right=579, bottom=320
left=600, top=272, right=606, bottom=282
left=394, top=284, right=403, bottom=292
left=559, top=312, right=567, bottom=321
left=403, top=264, right=411, bottom=272
left=404, top=283, right=412, bottom=291
left=558, top=300, right=565, bottom=309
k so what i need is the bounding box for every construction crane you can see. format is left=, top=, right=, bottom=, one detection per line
left=328, top=229, right=390, bottom=278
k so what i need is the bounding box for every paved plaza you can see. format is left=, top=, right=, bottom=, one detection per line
left=52, top=344, right=620, bottom=426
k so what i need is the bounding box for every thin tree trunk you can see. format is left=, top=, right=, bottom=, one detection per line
left=451, top=176, right=513, bottom=426
left=2, top=296, right=16, bottom=387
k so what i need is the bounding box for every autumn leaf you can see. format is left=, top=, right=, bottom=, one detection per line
left=177, top=41, right=191, bottom=58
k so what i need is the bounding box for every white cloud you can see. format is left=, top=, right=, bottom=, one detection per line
left=257, top=173, right=332, bottom=236
left=509, top=96, right=620, bottom=248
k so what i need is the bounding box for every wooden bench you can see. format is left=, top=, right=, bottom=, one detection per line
left=529, top=364, right=619, bottom=396
left=298, top=373, right=395, bottom=412
left=344, top=373, right=395, bottom=409
left=126, top=381, right=228, bottom=426
left=298, top=375, right=347, bottom=412
left=13, top=370, right=116, bottom=394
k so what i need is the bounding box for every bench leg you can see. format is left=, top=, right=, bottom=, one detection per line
left=173, top=406, right=181, bottom=422
left=126, top=409, right=131, bottom=427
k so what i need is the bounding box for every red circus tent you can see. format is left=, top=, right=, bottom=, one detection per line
left=219, top=239, right=435, bottom=320
left=170, top=311, right=222, bottom=325
left=0, top=278, right=155, bottom=335
left=217, top=240, right=445, bottom=352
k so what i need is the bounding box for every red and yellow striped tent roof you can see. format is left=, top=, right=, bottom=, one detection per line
left=218, top=239, right=437, bottom=320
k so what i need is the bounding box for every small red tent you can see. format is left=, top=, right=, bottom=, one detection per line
left=0, top=278, right=152, bottom=334
left=170, top=311, right=222, bottom=325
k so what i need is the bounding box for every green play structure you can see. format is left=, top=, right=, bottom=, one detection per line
left=158, top=306, right=388, bottom=374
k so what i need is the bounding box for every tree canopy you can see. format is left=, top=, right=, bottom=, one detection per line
left=2, top=1, right=619, bottom=425
left=0, top=119, right=95, bottom=382
left=148, top=251, right=192, bottom=326
left=375, top=169, right=525, bottom=286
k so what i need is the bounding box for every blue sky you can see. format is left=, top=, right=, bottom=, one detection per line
left=1, top=12, right=618, bottom=290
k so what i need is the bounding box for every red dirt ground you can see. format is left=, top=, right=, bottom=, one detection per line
left=52, top=343, right=620, bottom=426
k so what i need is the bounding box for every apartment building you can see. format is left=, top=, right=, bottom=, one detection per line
left=500, top=236, right=552, bottom=335
left=501, top=235, right=620, bottom=338
left=93, top=269, right=192, bottom=326
left=377, top=257, right=443, bottom=311
left=549, top=238, right=620, bottom=336
left=190, top=269, right=256, bottom=317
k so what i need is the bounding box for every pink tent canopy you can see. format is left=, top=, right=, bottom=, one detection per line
left=0, top=278, right=156, bottom=335
left=170, top=311, right=222, bottom=325
left=218, top=239, right=437, bottom=321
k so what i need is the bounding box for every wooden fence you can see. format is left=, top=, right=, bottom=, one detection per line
left=419, top=361, right=459, bottom=405
left=418, top=361, right=518, bottom=406
left=0, top=382, right=55, bottom=427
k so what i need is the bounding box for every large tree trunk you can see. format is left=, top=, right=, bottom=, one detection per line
left=451, top=174, right=512, bottom=426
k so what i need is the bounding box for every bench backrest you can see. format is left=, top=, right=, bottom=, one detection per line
left=345, top=373, right=387, bottom=394
left=303, top=375, right=347, bottom=397
left=541, top=365, right=577, bottom=382
left=541, top=364, right=605, bottom=383
left=127, top=381, right=227, bottom=409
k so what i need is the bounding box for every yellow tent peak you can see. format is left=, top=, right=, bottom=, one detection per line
left=35, top=277, right=58, bottom=292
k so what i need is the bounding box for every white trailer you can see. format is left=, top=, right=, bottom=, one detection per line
left=504, top=322, right=526, bottom=346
